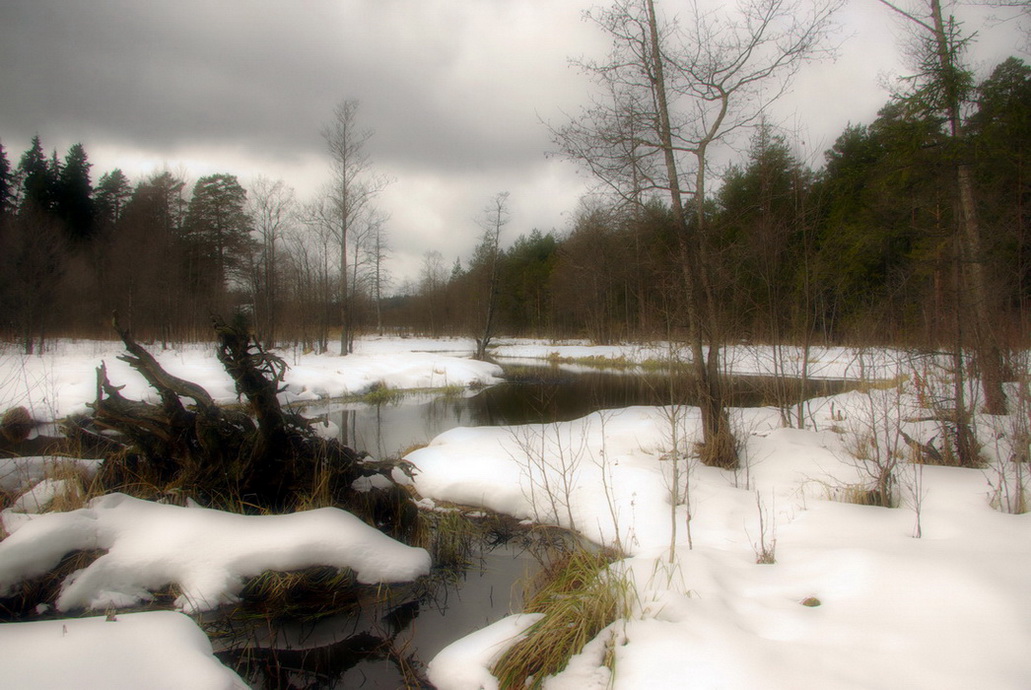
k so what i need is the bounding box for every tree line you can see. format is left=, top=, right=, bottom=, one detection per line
left=400, top=55, right=1028, bottom=344
left=399, top=0, right=1027, bottom=470
left=1, top=54, right=1027, bottom=357
left=0, top=110, right=390, bottom=353
left=0, top=0, right=1026, bottom=474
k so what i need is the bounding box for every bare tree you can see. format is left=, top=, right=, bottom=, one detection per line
left=290, top=194, right=339, bottom=352
left=473, top=192, right=510, bottom=361
left=344, top=206, right=385, bottom=338
left=322, top=99, right=387, bottom=355
left=558, top=0, right=841, bottom=467
left=368, top=210, right=391, bottom=336
left=420, top=250, right=448, bottom=337
left=249, top=176, right=294, bottom=349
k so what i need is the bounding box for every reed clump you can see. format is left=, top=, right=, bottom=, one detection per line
left=492, top=545, right=631, bottom=688
left=236, top=566, right=362, bottom=623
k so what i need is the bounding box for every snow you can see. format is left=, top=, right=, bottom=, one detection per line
left=0, top=455, right=103, bottom=495
left=1, top=335, right=1029, bottom=688
left=0, top=492, right=431, bottom=613
left=1, top=336, right=905, bottom=425
left=426, top=613, right=544, bottom=690
left=401, top=350, right=1031, bottom=688
left=0, top=336, right=503, bottom=423
left=9, top=477, right=74, bottom=513
left=0, top=611, right=248, bottom=690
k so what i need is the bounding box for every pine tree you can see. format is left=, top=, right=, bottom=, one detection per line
left=94, top=169, right=132, bottom=227
left=0, top=141, right=12, bottom=217
left=18, top=136, right=54, bottom=213
left=967, top=57, right=1031, bottom=318
left=55, top=143, right=95, bottom=243
left=182, top=173, right=253, bottom=298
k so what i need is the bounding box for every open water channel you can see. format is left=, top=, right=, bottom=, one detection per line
left=219, top=364, right=853, bottom=688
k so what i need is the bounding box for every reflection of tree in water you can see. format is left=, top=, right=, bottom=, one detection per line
left=314, top=368, right=857, bottom=464
left=213, top=543, right=532, bottom=690
left=215, top=597, right=432, bottom=689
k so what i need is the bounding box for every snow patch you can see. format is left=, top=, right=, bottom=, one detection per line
left=0, top=611, right=247, bottom=690
left=0, top=493, right=431, bottom=613
left=427, top=613, right=544, bottom=690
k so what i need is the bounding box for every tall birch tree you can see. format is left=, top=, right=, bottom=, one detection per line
left=249, top=176, right=294, bottom=349
left=473, top=192, right=510, bottom=361
left=322, top=99, right=385, bottom=355
left=558, top=0, right=841, bottom=467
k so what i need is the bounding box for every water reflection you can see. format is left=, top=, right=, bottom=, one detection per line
left=215, top=543, right=536, bottom=689
left=251, top=365, right=855, bottom=688
left=306, top=365, right=854, bottom=461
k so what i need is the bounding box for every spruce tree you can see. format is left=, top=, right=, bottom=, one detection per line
left=18, top=136, right=54, bottom=213
left=94, top=169, right=132, bottom=227
left=0, top=141, right=12, bottom=217
left=56, top=143, right=95, bottom=243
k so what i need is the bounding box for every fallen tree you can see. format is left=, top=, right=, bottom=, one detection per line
left=91, top=314, right=413, bottom=525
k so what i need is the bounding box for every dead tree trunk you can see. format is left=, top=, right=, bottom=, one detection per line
left=91, top=314, right=368, bottom=511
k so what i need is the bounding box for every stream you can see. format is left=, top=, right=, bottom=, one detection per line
left=307, top=363, right=854, bottom=462
left=221, top=363, right=855, bottom=688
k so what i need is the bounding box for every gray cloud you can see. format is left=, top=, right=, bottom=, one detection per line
left=1, top=0, right=1023, bottom=284
left=2, top=0, right=597, bottom=166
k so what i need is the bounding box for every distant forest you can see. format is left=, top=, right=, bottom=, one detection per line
left=0, top=56, right=1028, bottom=353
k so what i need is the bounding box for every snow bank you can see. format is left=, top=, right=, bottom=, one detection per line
left=0, top=611, right=247, bottom=690
left=0, top=336, right=503, bottom=422
left=491, top=339, right=906, bottom=380
left=0, top=493, right=431, bottom=613
left=9, top=478, right=75, bottom=513
left=426, top=613, right=544, bottom=690
left=0, top=336, right=910, bottom=424
left=411, top=394, right=1031, bottom=689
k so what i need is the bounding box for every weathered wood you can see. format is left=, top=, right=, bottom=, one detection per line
left=112, top=313, right=218, bottom=414
left=88, top=316, right=390, bottom=515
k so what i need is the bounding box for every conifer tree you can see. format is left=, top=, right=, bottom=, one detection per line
left=94, top=169, right=132, bottom=227
left=0, top=141, right=12, bottom=217
left=56, top=143, right=94, bottom=243
left=182, top=173, right=253, bottom=298
left=18, top=136, right=54, bottom=213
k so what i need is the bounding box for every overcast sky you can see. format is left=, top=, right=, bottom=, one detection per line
left=1, top=0, right=1025, bottom=285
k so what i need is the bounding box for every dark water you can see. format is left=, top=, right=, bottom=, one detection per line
left=307, top=364, right=854, bottom=461
left=225, top=365, right=853, bottom=688
left=219, top=542, right=537, bottom=689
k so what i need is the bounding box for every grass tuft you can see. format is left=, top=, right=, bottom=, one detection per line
left=492, top=545, right=631, bottom=689
left=545, top=353, right=637, bottom=371
left=359, top=382, right=406, bottom=405
left=0, top=549, right=106, bottom=620
left=236, top=566, right=361, bottom=623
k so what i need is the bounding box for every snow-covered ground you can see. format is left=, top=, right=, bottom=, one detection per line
left=0, top=611, right=249, bottom=690
left=1, top=336, right=1028, bottom=688
left=0, top=492, right=431, bottom=613
left=0, top=336, right=505, bottom=424
left=409, top=393, right=1031, bottom=689
left=1, top=335, right=896, bottom=423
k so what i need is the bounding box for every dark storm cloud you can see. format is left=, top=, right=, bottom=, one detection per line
left=0, top=0, right=594, bottom=174
left=3, top=0, right=1020, bottom=283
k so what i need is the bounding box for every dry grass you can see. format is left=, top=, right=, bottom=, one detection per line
left=417, top=509, right=484, bottom=570
left=235, top=566, right=362, bottom=623
left=492, top=545, right=631, bottom=688
left=545, top=352, right=638, bottom=371
left=0, top=549, right=106, bottom=620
